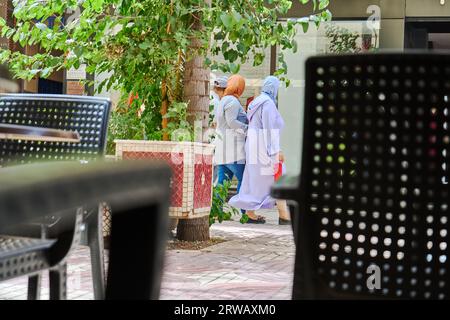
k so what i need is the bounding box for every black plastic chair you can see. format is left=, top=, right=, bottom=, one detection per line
left=0, top=94, right=111, bottom=299
left=272, top=52, right=450, bottom=299
left=0, top=160, right=171, bottom=299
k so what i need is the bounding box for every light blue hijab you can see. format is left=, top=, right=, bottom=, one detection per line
left=261, top=76, right=280, bottom=104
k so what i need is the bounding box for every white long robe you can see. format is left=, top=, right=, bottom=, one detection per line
left=229, top=93, right=285, bottom=210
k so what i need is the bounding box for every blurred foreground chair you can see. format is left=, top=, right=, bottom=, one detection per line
left=0, top=94, right=111, bottom=299
left=0, top=160, right=171, bottom=299
left=272, top=52, right=450, bottom=299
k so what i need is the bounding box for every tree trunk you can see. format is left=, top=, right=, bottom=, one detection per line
left=183, top=46, right=210, bottom=142
left=176, top=49, right=211, bottom=240
left=161, top=78, right=169, bottom=141
left=176, top=216, right=210, bottom=241
left=176, top=1, right=211, bottom=241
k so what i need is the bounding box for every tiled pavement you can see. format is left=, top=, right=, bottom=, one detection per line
left=0, top=209, right=295, bottom=300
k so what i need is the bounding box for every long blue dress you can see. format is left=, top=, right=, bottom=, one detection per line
left=229, top=76, right=285, bottom=210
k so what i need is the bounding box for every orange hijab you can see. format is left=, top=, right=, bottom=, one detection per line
left=224, top=75, right=246, bottom=98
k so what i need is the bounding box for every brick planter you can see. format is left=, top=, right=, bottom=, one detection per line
left=115, top=140, right=215, bottom=219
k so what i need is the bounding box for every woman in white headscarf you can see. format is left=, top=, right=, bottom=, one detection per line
left=229, top=76, right=290, bottom=224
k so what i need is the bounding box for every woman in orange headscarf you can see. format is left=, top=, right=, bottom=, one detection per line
left=224, top=74, right=246, bottom=98
left=214, top=74, right=251, bottom=216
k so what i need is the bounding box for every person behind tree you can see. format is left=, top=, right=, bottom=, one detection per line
left=210, top=75, right=229, bottom=128
left=214, top=75, right=248, bottom=197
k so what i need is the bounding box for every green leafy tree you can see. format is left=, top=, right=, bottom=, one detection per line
left=0, top=0, right=331, bottom=125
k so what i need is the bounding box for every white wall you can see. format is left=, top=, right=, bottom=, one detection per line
left=278, top=25, right=325, bottom=175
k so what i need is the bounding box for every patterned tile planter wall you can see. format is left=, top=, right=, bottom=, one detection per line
left=115, top=140, right=215, bottom=219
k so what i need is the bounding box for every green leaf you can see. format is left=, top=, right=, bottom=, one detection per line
left=12, top=32, right=20, bottom=43
left=322, top=9, right=333, bottom=21
left=310, top=14, right=321, bottom=28
left=5, top=28, right=14, bottom=38
left=35, top=22, right=47, bottom=31
left=73, top=46, right=83, bottom=57
left=232, top=10, right=242, bottom=22
left=213, top=31, right=225, bottom=40
left=87, top=0, right=105, bottom=13
left=41, top=67, right=52, bottom=78
left=19, top=33, right=28, bottom=47
left=229, top=63, right=240, bottom=74
left=291, top=39, right=298, bottom=53
left=139, top=41, right=151, bottom=50
left=1, top=26, right=9, bottom=37
left=221, top=41, right=230, bottom=52
left=0, top=49, right=11, bottom=62
left=225, top=49, right=238, bottom=63
left=301, top=21, right=309, bottom=33
left=253, top=53, right=264, bottom=66
left=220, top=13, right=234, bottom=29
left=319, top=0, right=330, bottom=10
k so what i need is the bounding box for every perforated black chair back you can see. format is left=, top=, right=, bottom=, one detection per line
left=293, top=53, right=450, bottom=299
left=0, top=94, right=111, bottom=166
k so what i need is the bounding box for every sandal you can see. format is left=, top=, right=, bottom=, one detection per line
left=279, top=218, right=291, bottom=225
left=246, top=215, right=266, bottom=224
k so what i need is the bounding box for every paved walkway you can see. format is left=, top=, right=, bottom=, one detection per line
left=0, top=210, right=295, bottom=300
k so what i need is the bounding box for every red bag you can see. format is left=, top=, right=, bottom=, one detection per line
left=274, top=161, right=283, bottom=181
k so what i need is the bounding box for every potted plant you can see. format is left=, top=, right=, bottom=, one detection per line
left=0, top=0, right=332, bottom=241
left=114, top=101, right=216, bottom=241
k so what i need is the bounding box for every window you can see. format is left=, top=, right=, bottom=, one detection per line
left=278, top=21, right=380, bottom=174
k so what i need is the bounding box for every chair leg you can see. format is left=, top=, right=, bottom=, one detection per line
left=87, top=204, right=106, bottom=300
left=105, top=203, right=168, bottom=300
left=49, top=264, right=67, bottom=300
left=288, top=202, right=298, bottom=245
left=27, top=223, right=48, bottom=300
left=27, top=274, right=41, bottom=300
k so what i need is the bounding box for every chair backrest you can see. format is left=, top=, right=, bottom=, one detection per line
left=0, top=94, right=111, bottom=166
left=296, top=52, right=450, bottom=299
